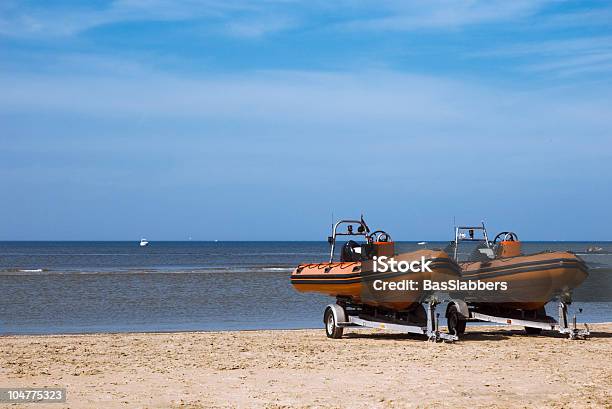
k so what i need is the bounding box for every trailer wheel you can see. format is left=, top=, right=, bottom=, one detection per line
left=324, top=308, right=344, bottom=339
left=524, top=326, right=542, bottom=335
left=447, top=305, right=466, bottom=336
left=409, top=303, right=428, bottom=327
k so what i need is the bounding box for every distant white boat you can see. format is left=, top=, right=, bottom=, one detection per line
left=417, top=241, right=427, bottom=245
left=139, top=238, right=149, bottom=247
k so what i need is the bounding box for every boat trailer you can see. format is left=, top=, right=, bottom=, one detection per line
left=445, top=299, right=590, bottom=340
left=324, top=298, right=458, bottom=342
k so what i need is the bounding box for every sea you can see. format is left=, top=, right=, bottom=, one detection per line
left=1, top=241, right=611, bottom=335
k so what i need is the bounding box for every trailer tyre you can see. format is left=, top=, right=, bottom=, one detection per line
left=408, top=303, right=428, bottom=327
left=524, top=326, right=542, bottom=335
left=447, top=305, right=466, bottom=336
left=324, top=308, right=344, bottom=339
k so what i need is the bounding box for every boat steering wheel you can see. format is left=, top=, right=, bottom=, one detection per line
left=492, top=232, right=518, bottom=243
left=369, top=230, right=392, bottom=243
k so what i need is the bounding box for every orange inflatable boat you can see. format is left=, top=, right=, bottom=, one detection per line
left=291, top=217, right=461, bottom=312
left=446, top=225, right=588, bottom=311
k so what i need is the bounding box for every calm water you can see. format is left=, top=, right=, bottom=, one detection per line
left=0, top=241, right=611, bottom=334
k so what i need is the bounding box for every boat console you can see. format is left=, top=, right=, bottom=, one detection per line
left=492, top=232, right=521, bottom=257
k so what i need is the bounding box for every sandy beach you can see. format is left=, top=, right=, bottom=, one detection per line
left=1, top=324, right=611, bottom=409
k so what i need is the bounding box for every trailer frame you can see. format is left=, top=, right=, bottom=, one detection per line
left=324, top=298, right=458, bottom=342
left=445, top=299, right=590, bottom=340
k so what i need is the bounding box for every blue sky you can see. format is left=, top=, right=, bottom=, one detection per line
left=1, top=0, right=611, bottom=240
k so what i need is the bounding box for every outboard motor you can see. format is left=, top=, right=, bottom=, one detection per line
left=341, top=240, right=363, bottom=262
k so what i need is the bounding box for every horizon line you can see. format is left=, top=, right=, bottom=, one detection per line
left=0, top=239, right=609, bottom=243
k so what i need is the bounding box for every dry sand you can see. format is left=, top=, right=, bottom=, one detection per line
left=1, top=324, right=611, bottom=409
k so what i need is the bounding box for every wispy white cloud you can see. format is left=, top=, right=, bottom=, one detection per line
left=337, top=0, right=549, bottom=31
left=224, top=15, right=298, bottom=38
left=472, top=36, right=612, bottom=77
left=539, top=3, right=612, bottom=28
left=1, top=54, right=610, bottom=140
left=0, top=0, right=289, bottom=38
left=522, top=52, right=612, bottom=76
left=472, top=36, right=612, bottom=58
left=0, top=0, right=551, bottom=39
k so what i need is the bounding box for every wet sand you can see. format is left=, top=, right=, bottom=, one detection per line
left=1, top=324, right=611, bottom=408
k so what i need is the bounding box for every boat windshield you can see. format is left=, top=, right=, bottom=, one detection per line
left=448, top=223, right=494, bottom=262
